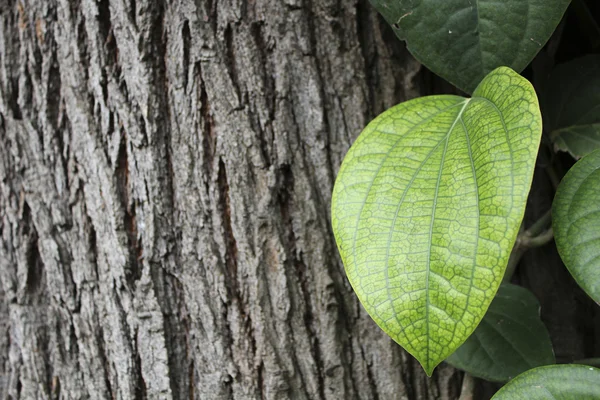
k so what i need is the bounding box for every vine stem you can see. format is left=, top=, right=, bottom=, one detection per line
left=524, top=209, right=552, bottom=237
left=503, top=210, right=554, bottom=282
left=458, top=373, right=475, bottom=400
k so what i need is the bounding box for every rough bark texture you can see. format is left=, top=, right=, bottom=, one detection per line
left=0, top=0, right=464, bottom=398
left=1, top=1, right=598, bottom=399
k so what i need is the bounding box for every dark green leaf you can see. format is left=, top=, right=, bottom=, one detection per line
left=542, top=55, right=600, bottom=159
left=553, top=149, right=600, bottom=304
left=369, top=0, right=571, bottom=93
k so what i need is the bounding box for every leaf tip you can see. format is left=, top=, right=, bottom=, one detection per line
left=419, top=359, right=438, bottom=378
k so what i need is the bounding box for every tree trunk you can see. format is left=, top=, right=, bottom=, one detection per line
left=1, top=1, right=597, bottom=399
left=0, top=0, right=466, bottom=398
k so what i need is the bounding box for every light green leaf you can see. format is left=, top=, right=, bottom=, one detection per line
left=369, top=0, right=570, bottom=93
left=446, top=284, right=555, bottom=382
left=491, top=364, right=600, bottom=399
left=541, top=55, right=600, bottom=159
left=331, top=67, right=542, bottom=375
left=553, top=149, right=600, bottom=303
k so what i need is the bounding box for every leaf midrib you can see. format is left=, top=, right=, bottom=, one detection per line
left=425, top=99, right=471, bottom=370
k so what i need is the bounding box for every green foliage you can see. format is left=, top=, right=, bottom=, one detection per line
left=331, top=67, right=542, bottom=375
left=542, top=55, right=600, bottom=158
left=491, top=365, right=600, bottom=399
left=332, top=0, right=600, bottom=395
left=553, top=149, right=600, bottom=303
left=446, top=284, right=554, bottom=382
left=369, top=0, right=571, bottom=93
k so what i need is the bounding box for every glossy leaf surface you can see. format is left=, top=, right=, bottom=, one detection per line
left=553, top=149, right=600, bottom=303
left=331, top=68, right=542, bottom=375
left=446, top=284, right=555, bottom=382
left=492, top=364, right=600, bottom=399
left=370, top=0, right=571, bottom=93
left=542, top=55, right=600, bottom=159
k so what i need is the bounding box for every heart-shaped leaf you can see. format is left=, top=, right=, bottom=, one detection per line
left=541, top=55, right=600, bottom=159
left=553, top=149, right=600, bottom=303
left=370, top=0, right=571, bottom=93
left=491, top=364, right=600, bottom=399
left=332, top=67, right=542, bottom=375
left=446, top=284, right=555, bottom=382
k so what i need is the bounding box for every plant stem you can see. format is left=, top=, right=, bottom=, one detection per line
left=503, top=210, right=554, bottom=282
left=503, top=245, right=527, bottom=283
left=524, top=209, right=552, bottom=237
left=458, top=373, right=475, bottom=400
left=523, top=228, right=554, bottom=248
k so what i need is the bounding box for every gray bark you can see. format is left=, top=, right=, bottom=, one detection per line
left=0, top=0, right=464, bottom=399
left=1, top=0, right=597, bottom=399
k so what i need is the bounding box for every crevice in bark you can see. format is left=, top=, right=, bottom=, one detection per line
left=199, top=67, right=216, bottom=189
left=32, top=41, right=43, bottom=84
left=105, top=112, right=115, bottom=169
left=277, top=164, right=326, bottom=399
left=402, top=356, right=417, bottom=399
left=115, top=129, right=142, bottom=286
left=85, top=206, right=100, bottom=282
left=295, top=0, right=337, bottom=196
left=216, top=155, right=249, bottom=397
left=182, top=20, right=191, bottom=90
left=97, top=0, right=118, bottom=103
left=20, top=65, right=34, bottom=125
left=136, top=111, right=148, bottom=147
left=9, top=74, right=22, bottom=119
left=135, top=6, right=192, bottom=399
left=97, top=0, right=113, bottom=59
left=16, top=377, right=22, bottom=397
left=355, top=0, right=375, bottom=119
left=297, top=252, right=326, bottom=400
left=23, top=203, right=44, bottom=296
left=75, top=14, right=90, bottom=83
left=217, top=157, right=239, bottom=297
left=96, top=325, right=115, bottom=399
left=68, top=0, right=81, bottom=21
left=224, top=23, right=242, bottom=107
left=361, top=346, right=380, bottom=400
left=39, top=318, right=53, bottom=396
left=129, top=0, right=137, bottom=29
left=250, top=21, right=275, bottom=121
left=248, top=22, right=274, bottom=168
left=56, top=105, right=70, bottom=193
left=257, top=361, right=265, bottom=400
left=46, top=50, right=61, bottom=130
left=133, top=329, right=148, bottom=400
left=188, top=359, right=195, bottom=400
left=25, top=235, right=43, bottom=296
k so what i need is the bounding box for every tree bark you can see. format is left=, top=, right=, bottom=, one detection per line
left=0, top=0, right=466, bottom=398
left=1, top=1, right=597, bottom=399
